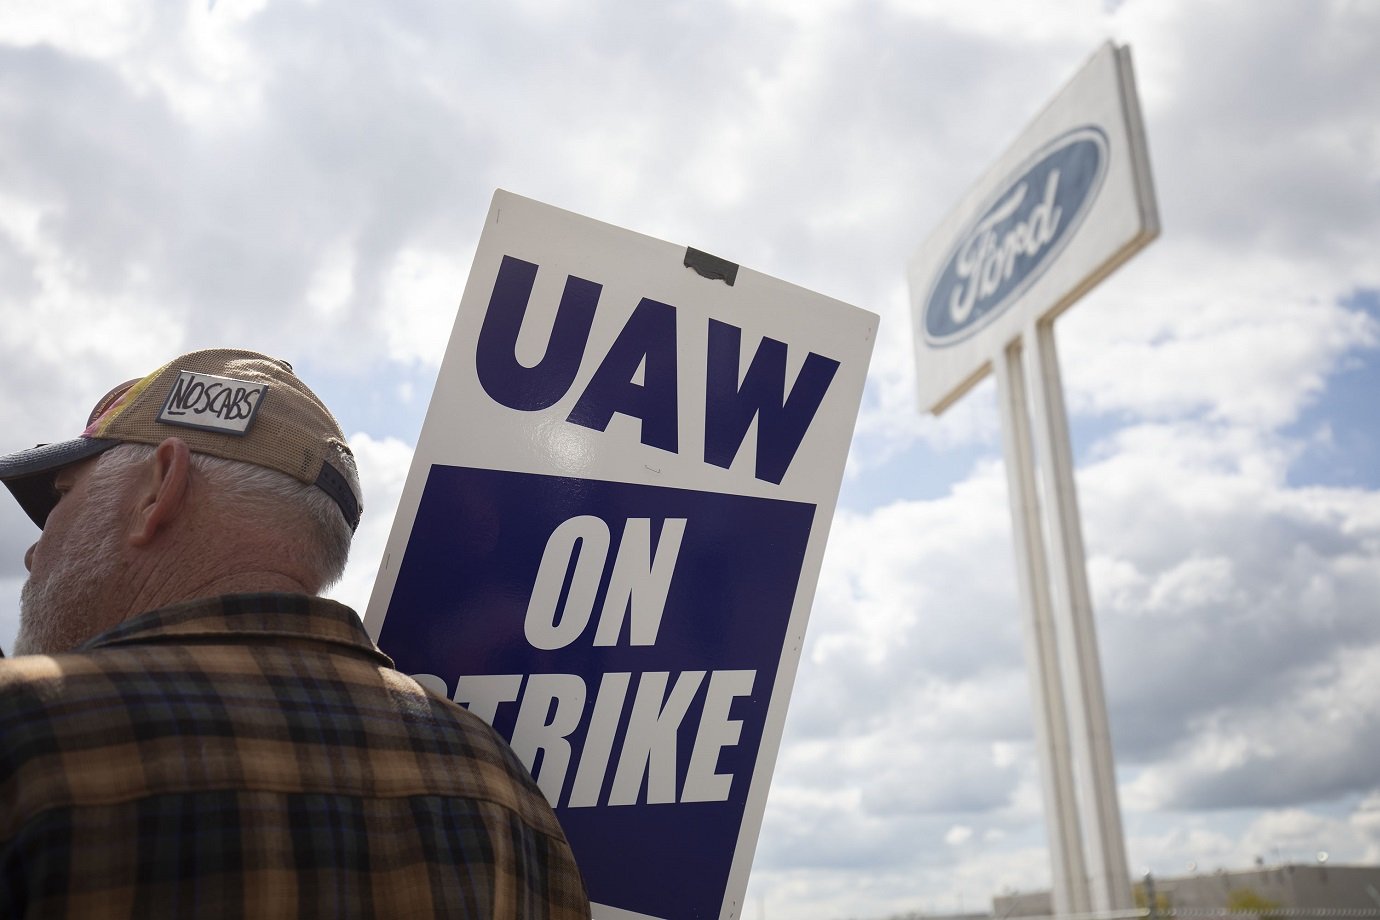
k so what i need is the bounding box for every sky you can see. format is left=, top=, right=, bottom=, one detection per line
left=2, top=1, right=1379, bottom=917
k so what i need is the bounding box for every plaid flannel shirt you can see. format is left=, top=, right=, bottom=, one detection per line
left=0, top=593, right=590, bottom=919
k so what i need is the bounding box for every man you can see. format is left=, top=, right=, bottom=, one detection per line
left=0, top=349, right=590, bottom=918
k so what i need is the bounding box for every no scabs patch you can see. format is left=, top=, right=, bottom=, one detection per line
left=157, top=370, right=268, bottom=435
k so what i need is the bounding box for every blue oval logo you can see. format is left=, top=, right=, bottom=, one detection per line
left=923, top=125, right=1109, bottom=347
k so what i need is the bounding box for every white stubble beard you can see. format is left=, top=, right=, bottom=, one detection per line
left=14, top=462, right=131, bottom=655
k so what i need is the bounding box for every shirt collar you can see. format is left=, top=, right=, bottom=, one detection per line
left=79, top=592, right=396, bottom=668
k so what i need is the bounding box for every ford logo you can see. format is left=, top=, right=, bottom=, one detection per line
left=923, top=125, right=1109, bottom=347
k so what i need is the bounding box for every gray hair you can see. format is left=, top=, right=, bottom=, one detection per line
left=98, top=443, right=353, bottom=589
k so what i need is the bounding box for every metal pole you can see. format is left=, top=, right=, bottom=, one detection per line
left=1024, top=319, right=1132, bottom=911
left=993, top=338, right=1091, bottom=916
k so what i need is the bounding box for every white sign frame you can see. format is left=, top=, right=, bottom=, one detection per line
left=366, top=190, right=877, bottom=920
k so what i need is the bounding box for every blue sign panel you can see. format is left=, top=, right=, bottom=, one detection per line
left=379, top=465, right=816, bottom=920
left=923, top=125, right=1109, bottom=347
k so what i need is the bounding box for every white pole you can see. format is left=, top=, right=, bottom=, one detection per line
left=993, top=338, right=1091, bottom=916
left=1024, top=320, right=1133, bottom=911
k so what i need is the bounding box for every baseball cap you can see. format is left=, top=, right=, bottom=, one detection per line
left=0, top=349, right=362, bottom=532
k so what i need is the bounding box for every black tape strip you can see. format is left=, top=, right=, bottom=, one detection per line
left=683, top=248, right=738, bottom=286
left=315, top=461, right=362, bottom=532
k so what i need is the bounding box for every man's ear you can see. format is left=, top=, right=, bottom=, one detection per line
left=128, top=438, right=192, bottom=547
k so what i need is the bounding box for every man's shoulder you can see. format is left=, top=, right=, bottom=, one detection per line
left=372, top=668, right=573, bottom=837
left=0, top=642, right=569, bottom=845
left=0, top=650, right=112, bottom=714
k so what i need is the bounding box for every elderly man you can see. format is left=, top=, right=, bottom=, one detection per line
left=0, top=349, right=590, bottom=918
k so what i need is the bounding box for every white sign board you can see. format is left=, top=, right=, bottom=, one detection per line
left=909, top=41, right=1158, bottom=413
left=365, top=190, right=877, bottom=920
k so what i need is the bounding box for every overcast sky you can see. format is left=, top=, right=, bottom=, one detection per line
left=2, top=1, right=1379, bottom=916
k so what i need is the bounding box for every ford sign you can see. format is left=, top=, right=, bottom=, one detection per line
left=923, top=125, right=1109, bottom=346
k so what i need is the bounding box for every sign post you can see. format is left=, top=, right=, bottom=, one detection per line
left=366, top=190, right=877, bottom=920
left=909, top=42, right=1159, bottom=914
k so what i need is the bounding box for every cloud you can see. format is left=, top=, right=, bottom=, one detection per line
left=1119, top=0, right=1380, bottom=265
left=378, top=246, right=475, bottom=368
left=759, top=401, right=1380, bottom=905
left=1083, top=422, right=1380, bottom=778
left=1123, top=645, right=1380, bottom=811
left=1058, top=253, right=1380, bottom=430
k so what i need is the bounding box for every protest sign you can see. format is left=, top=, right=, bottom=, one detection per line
left=365, top=190, right=877, bottom=919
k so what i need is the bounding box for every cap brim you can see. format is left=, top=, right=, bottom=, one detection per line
left=0, top=438, right=121, bottom=528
